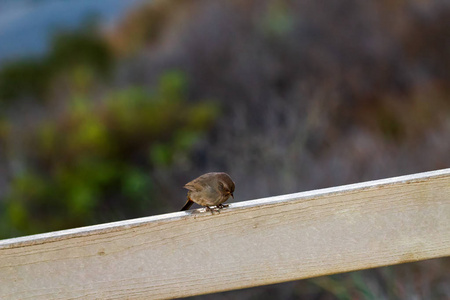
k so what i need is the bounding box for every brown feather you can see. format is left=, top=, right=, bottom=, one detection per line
left=183, top=181, right=204, bottom=192
left=181, top=172, right=235, bottom=209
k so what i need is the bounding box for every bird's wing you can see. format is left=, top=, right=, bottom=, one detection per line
left=183, top=180, right=204, bottom=192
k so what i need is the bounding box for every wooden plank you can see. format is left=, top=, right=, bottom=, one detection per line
left=0, top=168, right=449, bottom=299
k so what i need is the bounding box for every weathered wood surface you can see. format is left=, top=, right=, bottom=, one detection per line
left=1, top=168, right=449, bottom=299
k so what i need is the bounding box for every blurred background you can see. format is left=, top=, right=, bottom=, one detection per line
left=0, top=0, right=449, bottom=299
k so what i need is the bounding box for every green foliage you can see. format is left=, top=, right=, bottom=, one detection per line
left=1, top=70, right=220, bottom=239
left=0, top=24, right=218, bottom=240
left=48, top=29, right=113, bottom=77
left=0, top=59, right=51, bottom=103
left=0, top=27, right=113, bottom=105
left=310, top=273, right=377, bottom=300
left=261, top=0, right=295, bottom=38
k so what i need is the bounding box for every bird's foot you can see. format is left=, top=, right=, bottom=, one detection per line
left=202, top=204, right=228, bottom=214
left=202, top=206, right=221, bottom=214
left=202, top=206, right=215, bottom=214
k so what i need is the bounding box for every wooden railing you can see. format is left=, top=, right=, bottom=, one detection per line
left=1, top=168, right=449, bottom=299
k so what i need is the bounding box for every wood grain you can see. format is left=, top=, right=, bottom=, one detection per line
left=1, top=168, right=449, bottom=299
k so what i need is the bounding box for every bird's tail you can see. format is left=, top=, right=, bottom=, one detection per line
left=180, top=198, right=194, bottom=211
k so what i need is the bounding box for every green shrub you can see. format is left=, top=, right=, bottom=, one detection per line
left=1, top=71, right=219, bottom=238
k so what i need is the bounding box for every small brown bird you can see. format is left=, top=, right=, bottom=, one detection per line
left=181, top=172, right=235, bottom=211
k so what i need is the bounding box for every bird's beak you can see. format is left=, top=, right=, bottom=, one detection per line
left=230, top=193, right=234, bottom=199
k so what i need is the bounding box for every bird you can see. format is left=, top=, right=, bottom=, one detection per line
left=181, top=172, right=235, bottom=211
